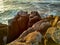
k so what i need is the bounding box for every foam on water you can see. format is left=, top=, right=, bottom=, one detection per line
left=0, top=1, right=60, bottom=24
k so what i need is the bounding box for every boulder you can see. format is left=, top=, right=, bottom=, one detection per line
left=28, top=11, right=41, bottom=27
left=8, top=11, right=29, bottom=42
left=32, top=20, right=51, bottom=35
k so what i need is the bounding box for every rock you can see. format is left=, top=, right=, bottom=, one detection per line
left=28, top=16, right=41, bottom=27
left=29, top=11, right=40, bottom=18
left=23, top=31, right=42, bottom=45
left=18, top=27, right=34, bottom=39
left=7, top=41, right=26, bottom=45
left=8, top=18, right=19, bottom=42
left=28, top=11, right=41, bottom=27
left=8, top=11, right=29, bottom=43
left=57, top=21, right=60, bottom=29
left=7, top=31, right=42, bottom=45
left=32, top=20, right=51, bottom=35
left=17, top=14, right=29, bottom=34
left=46, top=27, right=60, bottom=44
left=8, top=11, right=42, bottom=43
left=23, top=31, right=42, bottom=42
left=0, top=23, right=8, bottom=45
left=14, top=11, right=28, bottom=19
left=18, top=20, right=51, bottom=40
left=52, top=16, right=59, bottom=27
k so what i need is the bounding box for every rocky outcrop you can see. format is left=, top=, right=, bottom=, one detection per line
left=0, top=23, right=8, bottom=45
left=8, top=11, right=29, bottom=42
left=28, top=11, right=41, bottom=27
left=8, top=11, right=41, bottom=43
left=7, top=11, right=60, bottom=45
left=7, top=19, right=51, bottom=45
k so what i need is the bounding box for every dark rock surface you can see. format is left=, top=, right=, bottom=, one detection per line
left=0, top=23, right=8, bottom=45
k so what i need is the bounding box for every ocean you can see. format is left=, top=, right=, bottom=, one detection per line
left=0, top=0, right=60, bottom=24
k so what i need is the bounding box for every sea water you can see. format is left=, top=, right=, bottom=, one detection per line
left=0, top=0, right=60, bottom=24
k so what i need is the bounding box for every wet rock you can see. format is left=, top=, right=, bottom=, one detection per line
left=0, top=23, right=8, bottom=45
left=17, top=14, right=29, bottom=34
left=8, top=11, right=29, bottom=43
left=29, top=11, right=40, bottom=18
left=32, top=20, right=51, bottom=35
left=8, top=18, right=19, bottom=42
left=28, top=11, right=41, bottom=27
